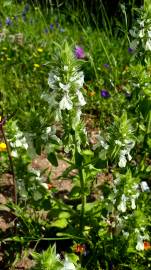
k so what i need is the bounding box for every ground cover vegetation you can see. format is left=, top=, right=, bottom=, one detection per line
left=0, top=0, right=151, bottom=269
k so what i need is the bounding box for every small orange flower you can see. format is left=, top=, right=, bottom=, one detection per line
left=144, top=241, right=151, bottom=250
left=47, top=183, right=54, bottom=190
left=73, top=244, right=86, bottom=254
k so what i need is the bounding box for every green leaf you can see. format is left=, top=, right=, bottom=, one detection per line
left=69, top=186, right=81, bottom=198
left=59, top=164, right=75, bottom=179
left=51, top=218, right=68, bottom=228
left=48, top=152, right=58, bottom=167
left=82, top=150, right=94, bottom=156
left=75, top=152, right=83, bottom=167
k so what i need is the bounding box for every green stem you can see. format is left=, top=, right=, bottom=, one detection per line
left=70, top=112, right=86, bottom=231
left=1, top=124, right=17, bottom=205
left=79, top=166, right=86, bottom=231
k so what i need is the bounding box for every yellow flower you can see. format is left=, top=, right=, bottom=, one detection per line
left=34, top=63, right=40, bottom=68
left=37, top=48, right=43, bottom=53
left=0, top=142, right=7, bottom=152
left=0, top=116, right=1, bottom=121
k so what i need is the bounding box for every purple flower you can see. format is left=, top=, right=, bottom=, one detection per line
left=103, top=63, right=110, bottom=68
left=6, top=17, right=12, bottom=26
left=75, top=46, right=85, bottom=59
left=128, top=47, right=134, bottom=53
left=50, top=24, right=54, bottom=30
left=101, top=89, right=110, bottom=98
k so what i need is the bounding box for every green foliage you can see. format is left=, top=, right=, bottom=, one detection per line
left=0, top=1, right=151, bottom=270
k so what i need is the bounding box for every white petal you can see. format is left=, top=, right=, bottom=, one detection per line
left=139, top=29, right=144, bottom=38
left=136, top=236, right=144, bottom=251
left=131, top=198, right=136, bottom=209
left=145, top=39, right=151, bottom=51
left=41, top=183, right=49, bottom=189
left=59, top=95, right=73, bottom=110
left=11, top=150, right=18, bottom=157
left=76, top=72, right=84, bottom=88
left=15, top=140, right=22, bottom=147
left=140, top=181, right=150, bottom=192
left=48, top=72, right=56, bottom=88
left=118, top=155, right=127, bottom=168
left=59, top=82, right=70, bottom=91
left=77, top=90, right=86, bottom=106
left=148, top=30, right=151, bottom=38
left=64, top=65, right=68, bottom=71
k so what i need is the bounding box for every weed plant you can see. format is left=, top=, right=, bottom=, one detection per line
left=0, top=0, right=151, bottom=270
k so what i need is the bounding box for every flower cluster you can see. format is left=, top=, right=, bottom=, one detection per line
left=116, top=139, right=135, bottom=168
left=47, top=44, right=86, bottom=128
left=129, top=9, right=151, bottom=53
left=6, top=120, right=28, bottom=157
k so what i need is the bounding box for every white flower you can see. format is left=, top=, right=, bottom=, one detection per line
left=122, top=230, right=129, bottom=239
left=148, top=30, right=151, bottom=38
left=118, top=154, right=127, bottom=168
left=117, top=194, right=127, bottom=212
left=70, top=71, right=84, bottom=89
left=130, top=39, right=139, bottom=50
left=23, top=142, right=28, bottom=150
left=41, top=183, right=49, bottom=189
left=54, top=75, right=60, bottom=81
left=46, top=127, right=51, bottom=134
left=139, top=29, right=145, bottom=38
left=131, top=197, right=136, bottom=209
left=140, top=181, right=150, bottom=192
left=11, top=150, right=18, bottom=158
left=129, top=29, right=138, bottom=38
left=115, top=140, right=122, bottom=146
left=75, top=71, right=84, bottom=88
left=48, top=72, right=57, bottom=89
left=145, top=39, right=151, bottom=51
left=61, top=257, right=76, bottom=270
left=77, top=89, right=86, bottom=106
left=15, top=140, right=22, bottom=147
left=64, top=65, right=68, bottom=71
left=136, top=236, right=144, bottom=251
left=59, top=94, right=73, bottom=110
left=59, top=82, right=70, bottom=91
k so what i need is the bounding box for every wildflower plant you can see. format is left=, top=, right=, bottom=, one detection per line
left=129, top=6, right=151, bottom=61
